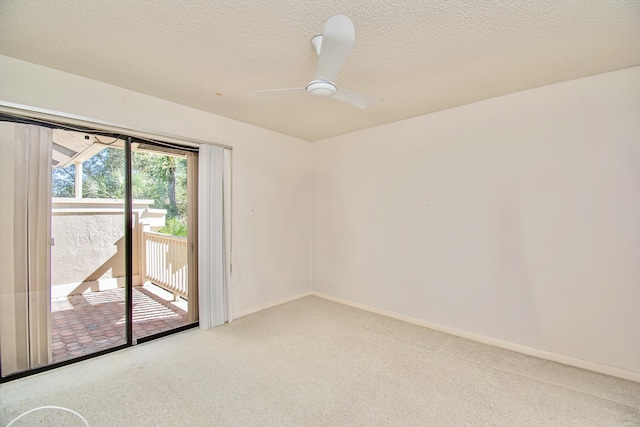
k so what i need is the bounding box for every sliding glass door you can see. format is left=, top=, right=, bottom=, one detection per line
left=0, top=122, right=198, bottom=380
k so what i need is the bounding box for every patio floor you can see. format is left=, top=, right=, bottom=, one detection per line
left=51, top=284, right=191, bottom=363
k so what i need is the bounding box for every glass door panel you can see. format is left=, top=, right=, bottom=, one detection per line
left=0, top=124, right=129, bottom=378
left=130, top=147, right=197, bottom=341
left=49, top=135, right=128, bottom=364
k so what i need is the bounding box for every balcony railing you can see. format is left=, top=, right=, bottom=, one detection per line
left=143, top=231, right=188, bottom=300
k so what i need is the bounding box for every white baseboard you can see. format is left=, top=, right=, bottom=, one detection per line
left=310, top=291, right=640, bottom=383
left=232, top=290, right=313, bottom=320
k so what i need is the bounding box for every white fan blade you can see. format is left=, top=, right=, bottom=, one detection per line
left=315, top=15, right=355, bottom=82
left=250, top=88, right=306, bottom=97
left=333, top=87, right=375, bottom=109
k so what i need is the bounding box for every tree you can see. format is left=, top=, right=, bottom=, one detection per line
left=52, top=163, right=76, bottom=197
left=77, top=146, right=188, bottom=236
left=134, top=152, right=187, bottom=216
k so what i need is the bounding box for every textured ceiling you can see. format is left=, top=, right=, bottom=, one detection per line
left=1, top=1, right=639, bottom=141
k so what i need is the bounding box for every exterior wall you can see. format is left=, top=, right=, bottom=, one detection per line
left=0, top=54, right=313, bottom=316
left=52, top=209, right=124, bottom=285
left=313, top=67, right=640, bottom=376
left=50, top=199, right=160, bottom=295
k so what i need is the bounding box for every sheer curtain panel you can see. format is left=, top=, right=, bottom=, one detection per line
left=198, top=144, right=231, bottom=329
left=0, top=123, right=52, bottom=376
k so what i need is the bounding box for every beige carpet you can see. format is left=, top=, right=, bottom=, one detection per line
left=1, top=296, right=639, bottom=426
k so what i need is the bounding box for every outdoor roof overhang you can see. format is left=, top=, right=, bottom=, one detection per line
left=52, top=129, right=110, bottom=168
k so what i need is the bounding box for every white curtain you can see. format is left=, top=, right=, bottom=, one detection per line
left=198, top=144, right=231, bottom=329
left=0, top=122, right=52, bottom=375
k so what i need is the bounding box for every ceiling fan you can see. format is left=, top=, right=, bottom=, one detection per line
left=250, top=15, right=375, bottom=109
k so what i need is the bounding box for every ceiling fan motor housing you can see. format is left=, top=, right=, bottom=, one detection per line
left=250, top=16, right=373, bottom=108
left=306, top=80, right=336, bottom=98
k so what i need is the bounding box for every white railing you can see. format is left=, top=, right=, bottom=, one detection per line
left=143, top=231, right=188, bottom=300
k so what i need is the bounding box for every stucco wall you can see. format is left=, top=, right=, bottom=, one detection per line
left=50, top=199, right=158, bottom=295
left=52, top=210, right=124, bottom=286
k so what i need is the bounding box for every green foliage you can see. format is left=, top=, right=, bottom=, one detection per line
left=83, top=167, right=125, bottom=199
left=132, top=151, right=187, bottom=219
left=83, top=147, right=124, bottom=179
left=157, top=217, right=188, bottom=237
left=56, top=145, right=189, bottom=236
left=83, top=163, right=166, bottom=201
left=52, top=163, right=76, bottom=197
left=82, top=147, right=126, bottom=198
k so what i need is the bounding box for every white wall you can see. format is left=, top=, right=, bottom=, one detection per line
left=3, top=53, right=639, bottom=377
left=313, top=67, right=640, bottom=375
left=0, top=55, right=313, bottom=317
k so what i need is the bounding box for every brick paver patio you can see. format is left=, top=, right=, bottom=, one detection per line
left=51, top=284, right=190, bottom=363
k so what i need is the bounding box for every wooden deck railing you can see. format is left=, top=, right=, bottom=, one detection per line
left=143, top=231, right=188, bottom=300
